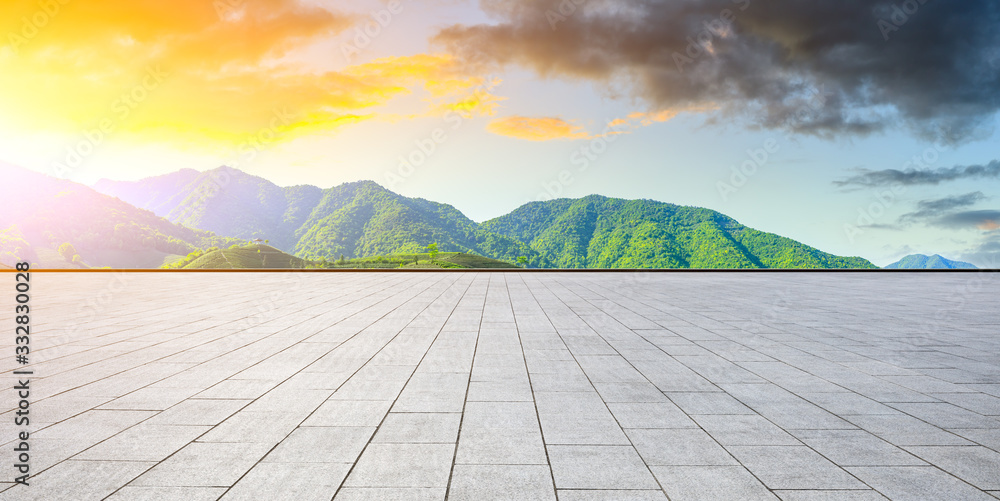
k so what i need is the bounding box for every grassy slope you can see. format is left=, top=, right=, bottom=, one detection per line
left=334, top=252, right=518, bottom=269
left=181, top=245, right=309, bottom=269
left=175, top=247, right=518, bottom=269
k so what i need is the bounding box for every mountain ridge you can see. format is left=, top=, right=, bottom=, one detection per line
left=24, top=165, right=879, bottom=269
left=0, top=165, right=241, bottom=268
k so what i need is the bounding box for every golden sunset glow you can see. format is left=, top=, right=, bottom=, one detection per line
left=0, top=1, right=497, bottom=149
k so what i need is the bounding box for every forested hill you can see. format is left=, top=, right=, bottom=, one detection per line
left=0, top=165, right=240, bottom=268
left=88, top=166, right=877, bottom=269
left=481, top=196, right=876, bottom=269
left=95, top=166, right=322, bottom=251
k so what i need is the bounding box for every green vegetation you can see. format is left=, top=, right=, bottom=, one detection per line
left=96, top=171, right=546, bottom=267
left=171, top=244, right=309, bottom=269
left=0, top=226, right=35, bottom=267
left=45, top=165, right=880, bottom=269
left=291, top=181, right=546, bottom=266
left=164, top=247, right=517, bottom=270
left=57, top=242, right=77, bottom=261
left=312, top=252, right=516, bottom=269
left=97, top=166, right=325, bottom=251
left=1, top=166, right=243, bottom=268
left=482, top=196, right=877, bottom=269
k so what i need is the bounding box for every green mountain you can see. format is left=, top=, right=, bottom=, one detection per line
left=0, top=165, right=241, bottom=268
left=291, top=181, right=544, bottom=266
left=95, top=168, right=545, bottom=266
left=90, top=166, right=876, bottom=269
left=93, top=168, right=202, bottom=217
left=884, top=254, right=977, bottom=269
left=95, top=166, right=323, bottom=251
left=481, top=196, right=876, bottom=269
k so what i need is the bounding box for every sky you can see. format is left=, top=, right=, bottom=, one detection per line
left=1, top=0, right=999, bottom=267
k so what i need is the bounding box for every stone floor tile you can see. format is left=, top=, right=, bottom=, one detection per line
left=651, top=465, right=778, bottom=501
left=727, top=446, right=865, bottom=490
left=547, top=445, right=660, bottom=490
left=448, top=464, right=556, bottom=501
left=343, top=443, right=454, bottom=488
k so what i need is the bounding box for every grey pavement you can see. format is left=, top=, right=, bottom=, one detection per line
left=1, top=271, right=999, bottom=500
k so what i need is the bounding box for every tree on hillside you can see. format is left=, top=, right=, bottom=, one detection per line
left=58, top=243, right=77, bottom=262
left=427, top=243, right=439, bottom=260
left=517, top=256, right=528, bottom=268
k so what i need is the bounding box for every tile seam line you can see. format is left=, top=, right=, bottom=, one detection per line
left=331, top=273, right=478, bottom=500
left=443, top=273, right=488, bottom=500
left=90, top=274, right=438, bottom=500
left=564, top=276, right=991, bottom=497
left=525, top=274, right=671, bottom=498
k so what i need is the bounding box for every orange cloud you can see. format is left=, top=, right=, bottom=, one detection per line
left=0, top=1, right=497, bottom=148
left=979, top=220, right=1000, bottom=231
left=614, top=104, right=720, bottom=129
left=486, top=105, right=715, bottom=142
left=486, top=116, right=593, bottom=141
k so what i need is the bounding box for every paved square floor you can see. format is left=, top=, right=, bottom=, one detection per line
left=2, top=272, right=999, bottom=500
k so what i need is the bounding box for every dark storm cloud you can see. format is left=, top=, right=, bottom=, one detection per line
left=898, top=192, right=990, bottom=224
left=834, top=161, right=1000, bottom=188
left=436, top=1, right=1000, bottom=142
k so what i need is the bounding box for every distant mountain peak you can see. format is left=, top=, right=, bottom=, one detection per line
left=884, top=254, right=977, bottom=269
